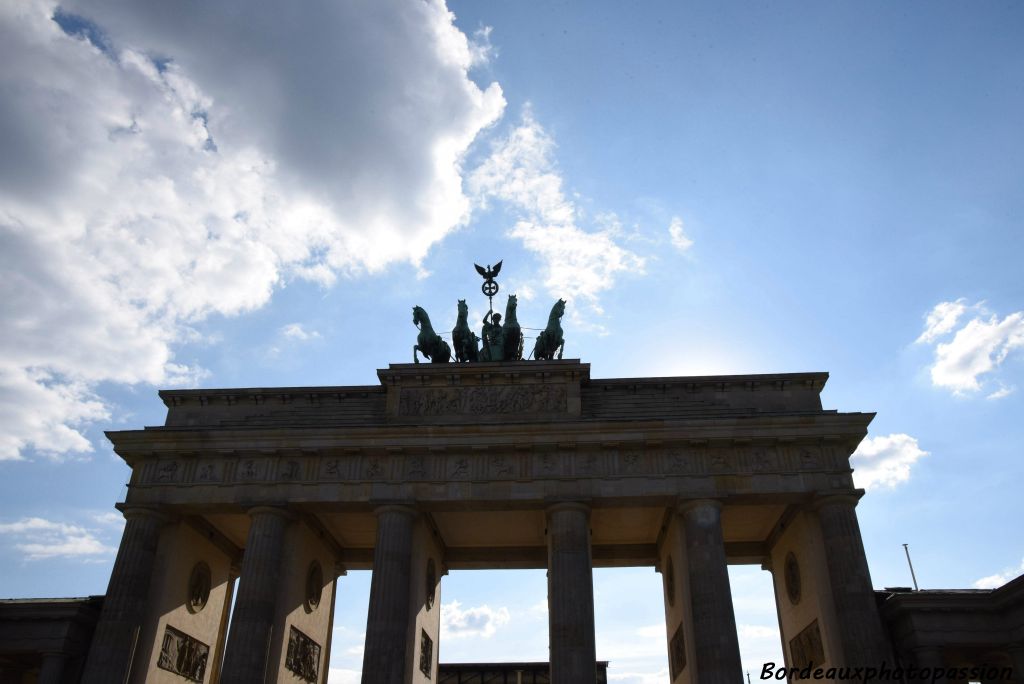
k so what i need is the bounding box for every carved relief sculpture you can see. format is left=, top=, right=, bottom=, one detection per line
left=419, top=629, right=434, bottom=678
left=157, top=625, right=209, bottom=683
left=669, top=623, right=686, bottom=680
left=790, top=619, right=825, bottom=670
left=285, top=626, right=321, bottom=683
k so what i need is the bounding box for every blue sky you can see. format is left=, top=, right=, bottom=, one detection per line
left=2, top=1, right=1023, bottom=681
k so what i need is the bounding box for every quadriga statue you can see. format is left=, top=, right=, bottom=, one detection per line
left=532, top=298, right=566, bottom=360
left=451, top=299, right=479, bottom=362
left=412, top=306, right=451, bottom=363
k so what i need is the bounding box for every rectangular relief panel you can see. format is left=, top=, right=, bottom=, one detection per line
left=157, top=624, right=209, bottom=683
left=419, top=629, right=434, bottom=679
left=669, top=623, right=687, bottom=681
left=789, top=619, right=826, bottom=670
left=285, top=625, right=321, bottom=683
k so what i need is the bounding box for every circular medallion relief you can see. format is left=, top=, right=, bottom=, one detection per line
left=664, top=555, right=676, bottom=607
left=187, top=562, right=211, bottom=614
left=305, top=561, right=324, bottom=613
left=784, top=552, right=802, bottom=606
left=425, top=558, right=437, bottom=610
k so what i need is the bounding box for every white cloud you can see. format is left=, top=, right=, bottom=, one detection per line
left=737, top=624, right=779, bottom=640
left=0, top=516, right=117, bottom=560
left=851, top=433, right=928, bottom=490
left=440, top=599, right=511, bottom=639
left=468, top=109, right=644, bottom=317
left=916, top=300, right=1024, bottom=395
left=92, top=511, right=126, bottom=527
left=973, top=558, right=1024, bottom=589
left=986, top=385, right=1015, bottom=400
left=327, top=668, right=361, bottom=684
left=667, top=216, right=693, bottom=252
left=916, top=298, right=968, bottom=344
left=281, top=323, right=321, bottom=342
left=0, top=0, right=504, bottom=460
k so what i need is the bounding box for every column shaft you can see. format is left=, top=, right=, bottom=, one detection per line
left=913, top=646, right=947, bottom=684
left=1009, top=646, right=1024, bottom=684
left=220, top=507, right=291, bottom=684
left=81, top=508, right=166, bottom=684
left=681, top=500, right=743, bottom=684
left=361, top=505, right=417, bottom=684
left=547, top=502, right=597, bottom=684
left=37, top=654, right=66, bottom=684
left=814, top=496, right=890, bottom=667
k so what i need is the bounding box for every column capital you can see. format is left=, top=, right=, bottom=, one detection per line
left=677, top=498, right=723, bottom=516
left=118, top=505, right=174, bottom=524
left=545, top=501, right=591, bottom=517
left=372, top=503, right=419, bottom=518
left=246, top=504, right=296, bottom=520
left=809, top=491, right=864, bottom=511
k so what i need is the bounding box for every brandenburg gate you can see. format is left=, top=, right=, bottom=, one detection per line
left=80, top=358, right=892, bottom=683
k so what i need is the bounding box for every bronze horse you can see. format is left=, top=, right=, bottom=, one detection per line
left=502, top=294, right=523, bottom=361
left=532, top=299, right=566, bottom=360
left=451, top=299, right=479, bottom=362
left=413, top=306, right=451, bottom=363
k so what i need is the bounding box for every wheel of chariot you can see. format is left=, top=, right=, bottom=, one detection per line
left=481, top=280, right=499, bottom=297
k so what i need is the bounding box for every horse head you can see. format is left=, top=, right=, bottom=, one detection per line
left=505, top=293, right=518, bottom=319
left=457, top=299, right=468, bottom=319
left=412, top=305, right=426, bottom=328
left=552, top=298, right=566, bottom=319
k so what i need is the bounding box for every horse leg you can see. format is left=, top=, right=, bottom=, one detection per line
left=557, top=340, right=564, bottom=360
left=413, top=345, right=421, bottom=363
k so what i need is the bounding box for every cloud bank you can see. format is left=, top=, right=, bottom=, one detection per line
left=916, top=300, right=1024, bottom=397
left=851, top=433, right=928, bottom=490
left=973, top=558, right=1024, bottom=589
left=440, top=600, right=511, bottom=639
left=0, top=516, right=117, bottom=560
left=0, top=0, right=503, bottom=460
left=469, top=110, right=645, bottom=316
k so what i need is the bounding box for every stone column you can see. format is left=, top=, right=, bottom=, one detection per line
left=220, top=506, right=292, bottom=684
left=762, top=558, right=790, bottom=668
left=37, top=654, right=66, bottom=684
left=1008, top=646, right=1024, bottom=684
left=546, top=502, right=597, bottom=684
left=912, top=646, right=947, bottom=684
left=81, top=507, right=168, bottom=684
left=0, top=667, right=25, bottom=684
left=812, top=495, right=891, bottom=667
left=680, top=499, right=743, bottom=684
left=362, top=505, right=418, bottom=684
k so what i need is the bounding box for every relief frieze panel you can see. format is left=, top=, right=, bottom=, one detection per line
left=140, top=442, right=851, bottom=487
left=155, top=460, right=181, bottom=483
left=447, top=454, right=476, bottom=480
left=278, top=459, right=302, bottom=481
left=617, top=449, right=646, bottom=476
left=237, top=458, right=266, bottom=482
left=397, top=384, right=568, bottom=418
left=196, top=461, right=222, bottom=483
left=533, top=452, right=567, bottom=478
left=660, top=447, right=704, bottom=476
left=573, top=450, right=603, bottom=477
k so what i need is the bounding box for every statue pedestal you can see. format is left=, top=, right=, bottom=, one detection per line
left=378, top=359, right=588, bottom=424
